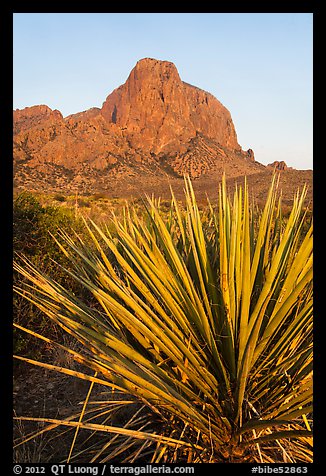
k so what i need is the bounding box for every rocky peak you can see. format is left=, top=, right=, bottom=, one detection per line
left=101, top=57, right=240, bottom=154
left=13, top=57, right=262, bottom=194
left=246, top=148, right=255, bottom=161
left=268, top=160, right=289, bottom=171
left=132, top=57, right=181, bottom=84
left=13, top=105, right=63, bottom=135
left=64, top=107, right=101, bottom=122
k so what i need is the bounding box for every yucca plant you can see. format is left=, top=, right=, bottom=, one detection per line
left=13, top=175, right=313, bottom=463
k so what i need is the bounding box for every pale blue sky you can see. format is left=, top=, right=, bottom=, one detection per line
left=13, top=13, right=313, bottom=169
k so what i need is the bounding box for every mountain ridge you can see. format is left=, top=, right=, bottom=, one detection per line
left=13, top=57, right=311, bottom=202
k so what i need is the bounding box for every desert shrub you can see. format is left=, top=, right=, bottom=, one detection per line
left=14, top=176, right=312, bottom=463
left=13, top=192, right=93, bottom=356
left=53, top=193, right=66, bottom=202
left=91, top=192, right=108, bottom=201
left=77, top=198, right=91, bottom=208
left=14, top=192, right=81, bottom=260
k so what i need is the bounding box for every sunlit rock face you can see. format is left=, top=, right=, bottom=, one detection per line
left=14, top=57, right=260, bottom=190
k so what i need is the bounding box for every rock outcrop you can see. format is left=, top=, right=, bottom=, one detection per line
left=267, top=161, right=289, bottom=171
left=101, top=58, right=241, bottom=155
left=13, top=105, right=63, bottom=135
left=13, top=57, right=263, bottom=193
